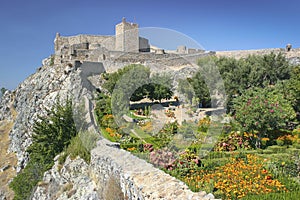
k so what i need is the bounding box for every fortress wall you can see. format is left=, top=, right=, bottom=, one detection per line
left=216, top=48, right=300, bottom=59
left=108, top=51, right=213, bottom=66
left=57, top=35, right=115, bottom=51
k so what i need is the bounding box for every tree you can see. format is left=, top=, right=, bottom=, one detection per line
left=111, top=64, right=151, bottom=121
left=178, top=79, right=194, bottom=104
left=148, top=73, right=173, bottom=103
left=189, top=73, right=211, bottom=107
left=103, top=64, right=151, bottom=95
left=232, top=87, right=296, bottom=148
left=10, top=97, right=77, bottom=200
left=276, top=66, right=300, bottom=121
left=28, top=97, right=77, bottom=166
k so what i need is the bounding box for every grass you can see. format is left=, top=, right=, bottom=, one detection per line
left=101, top=128, right=118, bottom=142
left=127, top=110, right=148, bottom=120
left=59, top=131, right=99, bottom=164
left=131, top=128, right=163, bottom=148
left=131, top=128, right=152, bottom=139
left=241, top=190, right=300, bottom=200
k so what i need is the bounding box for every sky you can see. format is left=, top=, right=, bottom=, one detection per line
left=0, top=0, right=299, bottom=90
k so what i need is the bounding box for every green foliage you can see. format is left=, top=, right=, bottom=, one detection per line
left=233, top=87, right=296, bottom=147
left=167, top=149, right=202, bottom=177
left=95, top=93, right=112, bottom=125
left=10, top=97, right=77, bottom=200
left=178, top=58, right=213, bottom=107
left=148, top=73, right=173, bottom=103
left=59, top=131, right=99, bottom=164
left=111, top=64, right=151, bottom=117
left=49, top=55, right=54, bottom=66
left=241, top=190, right=300, bottom=200
left=178, top=79, right=194, bottom=104
left=103, top=64, right=173, bottom=104
left=276, top=66, right=300, bottom=120
left=103, top=64, right=151, bottom=95
left=27, top=98, right=77, bottom=167
left=179, top=53, right=291, bottom=110
left=218, top=53, right=291, bottom=111
left=0, top=87, right=7, bottom=96
left=9, top=161, right=45, bottom=200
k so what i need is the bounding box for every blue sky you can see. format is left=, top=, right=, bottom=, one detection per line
left=0, top=0, right=299, bottom=90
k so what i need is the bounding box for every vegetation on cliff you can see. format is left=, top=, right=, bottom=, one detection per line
left=9, top=98, right=77, bottom=200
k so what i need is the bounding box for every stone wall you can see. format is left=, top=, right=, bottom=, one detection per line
left=55, top=34, right=116, bottom=54
left=216, top=48, right=300, bottom=59
left=89, top=138, right=217, bottom=200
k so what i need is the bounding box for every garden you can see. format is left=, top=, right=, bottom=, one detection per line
left=95, top=54, right=300, bottom=199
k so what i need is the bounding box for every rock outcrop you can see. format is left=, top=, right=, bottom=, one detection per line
left=32, top=156, right=99, bottom=200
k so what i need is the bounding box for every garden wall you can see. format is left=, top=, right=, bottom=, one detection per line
left=90, top=138, right=217, bottom=200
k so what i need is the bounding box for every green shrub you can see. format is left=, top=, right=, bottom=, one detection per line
left=9, top=162, right=45, bottom=200
left=261, top=149, right=274, bottom=154
left=201, top=157, right=229, bottom=170
left=267, top=145, right=288, bottom=153
left=49, top=55, right=54, bottom=66
left=59, top=131, right=99, bottom=164
left=205, top=151, right=233, bottom=159
left=241, top=190, right=300, bottom=200
left=293, top=143, right=300, bottom=149
left=287, top=148, right=300, bottom=154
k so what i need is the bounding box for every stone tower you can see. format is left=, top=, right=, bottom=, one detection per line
left=115, top=17, right=139, bottom=52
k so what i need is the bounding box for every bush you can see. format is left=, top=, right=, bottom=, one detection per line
left=9, top=162, right=45, bottom=200
left=233, top=87, right=296, bottom=148
left=214, top=131, right=254, bottom=151
left=149, top=148, right=176, bottom=169
left=267, top=145, right=288, bottom=153
left=59, top=131, right=99, bottom=164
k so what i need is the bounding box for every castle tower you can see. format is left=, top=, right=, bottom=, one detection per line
left=115, top=17, right=139, bottom=52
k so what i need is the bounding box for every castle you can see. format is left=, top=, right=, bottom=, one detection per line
left=53, top=18, right=205, bottom=65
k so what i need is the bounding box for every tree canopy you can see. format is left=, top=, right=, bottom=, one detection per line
left=103, top=64, right=173, bottom=103
left=179, top=53, right=293, bottom=110
left=232, top=87, right=296, bottom=147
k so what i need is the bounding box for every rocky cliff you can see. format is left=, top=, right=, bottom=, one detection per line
left=0, top=56, right=105, bottom=199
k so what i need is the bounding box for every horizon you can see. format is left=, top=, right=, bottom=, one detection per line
left=0, top=0, right=299, bottom=90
